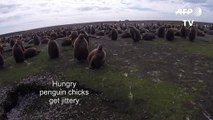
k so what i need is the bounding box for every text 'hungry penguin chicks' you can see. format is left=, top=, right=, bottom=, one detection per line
left=73, top=34, right=89, bottom=62
left=88, top=44, right=106, bottom=69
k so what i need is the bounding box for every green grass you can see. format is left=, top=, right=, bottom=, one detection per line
left=0, top=49, right=48, bottom=84
left=156, top=36, right=213, bottom=58
left=64, top=64, right=194, bottom=120
left=0, top=44, right=202, bottom=119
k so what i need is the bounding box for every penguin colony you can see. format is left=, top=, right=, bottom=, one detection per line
left=0, top=21, right=210, bottom=70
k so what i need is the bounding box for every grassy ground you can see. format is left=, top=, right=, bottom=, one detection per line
left=64, top=63, right=193, bottom=120
left=156, top=36, right=213, bottom=58
left=0, top=35, right=212, bottom=119
left=0, top=48, right=48, bottom=85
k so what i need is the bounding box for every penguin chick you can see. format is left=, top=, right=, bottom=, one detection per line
left=73, top=34, right=89, bottom=62
left=87, top=44, right=106, bottom=69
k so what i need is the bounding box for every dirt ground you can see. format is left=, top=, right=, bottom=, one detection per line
left=89, top=35, right=213, bottom=119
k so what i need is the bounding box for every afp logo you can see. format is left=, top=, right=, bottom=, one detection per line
left=175, top=7, right=202, bottom=17
left=175, top=7, right=202, bottom=26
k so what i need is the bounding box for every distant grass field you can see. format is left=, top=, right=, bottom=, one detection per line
left=157, top=36, right=213, bottom=58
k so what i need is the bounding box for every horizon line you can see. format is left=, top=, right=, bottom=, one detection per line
left=1, top=19, right=212, bottom=36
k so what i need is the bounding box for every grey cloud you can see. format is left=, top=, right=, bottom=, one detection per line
left=127, top=5, right=156, bottom=12
left=150, top=0, right=168, bottom=1
left=96, top=7, right=111, bottom=11
left=77, top=7, right=93, bottom=11
left=149, top=0, right=182, bottom=4
left=120, top=0, right=131, bottom=5
left=0, top=15, right=21, bottom=23
left=40, top=9, right=51, bottom=13
left=202, top=4, right=213, bottom=10
left=0, top=4, right=20, bottom=14
left=183, top=0, right=208, bottom=3
left=0, top=4, right=18, bottom=9
left=77, top=6, right=111, bottom=11
left=120, top=0, right=156, bottom=12
left=39, top=3, right=48, bottom=6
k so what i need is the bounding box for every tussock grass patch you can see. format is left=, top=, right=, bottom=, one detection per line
left=0, top=49, right=48, bottom=84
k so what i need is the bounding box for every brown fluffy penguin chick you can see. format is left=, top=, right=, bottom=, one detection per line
left=121, top=31, right=131, bottom=38
left=41, top=37, right=50, bottom=44
left=24, top=48, right=40, bottom=59
left=188, top=26, right=196, bottom=42
left=10, top=39, right=15, bottom=48
left=111, top=29, right=118, bottom=40
left=0, top=53, right=4, bottom=68
left=12, top=43, right=24, bottom=63
left=157, top=26, right=165, bottom=38
left=71, top=31, right=78, bottom=40
left=48, top=40, right=60, bottom=59
left=166, top=29, right=174, bottom=41
left=70, top=31, right=78, bottom=46
left=87, top=45, right=106, bottom=69
left=61, top=37, right=72, bottom=46
left=180, top=25, right=187, bottom=38
left=16, top=39, right=25, bottom=51
left=33, top=34, right=40, bottom=46
left=73, top=34, right=89, bottom=62
left=80, top=30, right=89, bottom=44
left=50, top=31, right=57, bottom=40
left=130, top=27, right=141, bottom=42
left=90, top=26, right=96, bottom=34
left=143, top=33, right=155, bottom=41
left=0, top=44, right=3, bottom=54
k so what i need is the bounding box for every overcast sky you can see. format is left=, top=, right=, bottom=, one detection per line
left=0, top=0, right=212, bottom=34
